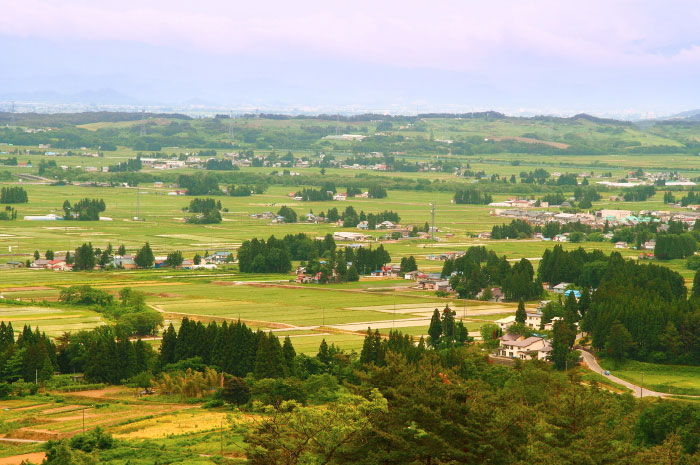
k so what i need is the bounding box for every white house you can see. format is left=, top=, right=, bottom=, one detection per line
left=205, top=251, right=232, bottom=264
left=552, top=282, right=570, bottom=294
left=495, top=315, right=516, bottom=331
left=333, top=231, right=365, bottom=241
left=615, top=241, right=627, bottom=249
left=543, top=316, right=564, bottom=331
left=525, top=309, right=542, bottom=329
left=498, top=333, right=547, bottom=360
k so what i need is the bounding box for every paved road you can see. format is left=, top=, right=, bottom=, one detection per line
left=579, top=350, right=667, bottom=398
left=0, top=437, right=46, bottom=444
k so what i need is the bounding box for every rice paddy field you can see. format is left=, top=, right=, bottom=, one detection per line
left=0, top=150, right=693, bottom=350
left=3, top=114, right=700, bottom=462
left=0, top=390, right=248, bottom=463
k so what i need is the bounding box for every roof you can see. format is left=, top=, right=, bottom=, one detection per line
left=504, top=336, right=544, bottom=348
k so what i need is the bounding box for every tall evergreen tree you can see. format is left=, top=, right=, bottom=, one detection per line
left=515, top=299, right=527, bottom=323
left=442, top=306, right=455, bottom=343
left=282, top=336, right=296, bottom=376
left=605, top=321, right=634, bottom=364
left=428, top=309, right=442, bottom=347
left=135, top=242, right=155, bottom=268
left=160, top=324, right=177, bottom=366
left=693, top=268, right=700, bottom=298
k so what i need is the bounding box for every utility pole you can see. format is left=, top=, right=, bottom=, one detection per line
left=9, top=101, right=16, bottom=128
left=220, top=419, right=224, bottom=456
left=430, top=203, right=436, bottom=240
left=140, top=110, right=146, bottom=137
left=640, top=371, right=644, bottom=398
left=228, top=111, right=233, bottom=139
left=136, top=187, right=140, bottom=221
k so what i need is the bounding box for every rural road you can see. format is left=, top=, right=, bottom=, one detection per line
left=579, top=350, right=667, bottom=398
left=0, top=438, right=46, bottom=444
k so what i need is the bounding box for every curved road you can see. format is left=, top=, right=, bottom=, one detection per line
left=579, top=350, right=668, bottom=398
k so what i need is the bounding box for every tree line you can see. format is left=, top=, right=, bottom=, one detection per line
left=442, top=246, right=543, bottom=301
left=185, top=197, right=222, bottom=224
left=237, top=233, right=391, bottom=279
left=0, top=186, right=28, bottom=204
left=453, top=188, right=493, bottom=205
left=160, top=317, right=296, bottom=379
left=62, top=198, right=106, bottom=221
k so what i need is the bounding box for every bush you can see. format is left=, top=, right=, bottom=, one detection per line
left=221, top=375, right=251, bottom=406
left=69, top=426, right=114, bottom=452
left=687, top=256, right=700, bottom=270
left=251, top=377, right=306, bottom=406
left=303, top=374, right=340, bottom=402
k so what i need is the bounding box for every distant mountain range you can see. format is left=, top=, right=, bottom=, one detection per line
left=0, top=88, right=140, bottom=106
left=665, top=109, right=700, bottom=121
left=0, top=88, right=699, bottom=122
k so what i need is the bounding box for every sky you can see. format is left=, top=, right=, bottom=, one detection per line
left=2, top=0, right=700, bottom=116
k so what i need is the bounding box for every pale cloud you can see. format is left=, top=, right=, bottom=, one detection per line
left=2, top=0, right=700, bottom=71
left=2, top=0, right=700, bottom=112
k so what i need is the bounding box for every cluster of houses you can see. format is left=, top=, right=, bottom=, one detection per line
left=23, top=250, right=234, bottom=272
left=490, top=207, right=700, bottom=234
left=24, top=213, right=112, bottom=221
left=287, top=191, right=370, bottom=202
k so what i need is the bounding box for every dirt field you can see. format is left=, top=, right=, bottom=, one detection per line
left=0, top=452, right=46, bottom=465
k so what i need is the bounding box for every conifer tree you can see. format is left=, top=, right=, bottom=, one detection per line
left=578, top=288, right=591, bottom=318
left=515, top=299, right=527, bottom=323
left=605, top=321, right=634, bottom=365
left=442, top=306, right=455, bottom=343
left=317, top=339, right=332, bottom=365
left=135, top=242, right=155, bottom=268
left=160, top=324, right=177, bottom=366
left=564, top=291, right=579, bottom=322
left=693, top=268, right=700, bottom=298
left=428, top=309, right=442, bottom=347
left=282, top=336, right=296, bottom=376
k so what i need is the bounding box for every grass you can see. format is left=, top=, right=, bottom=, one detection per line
left=598, top=359, right=700, bottom=396
left=580, top=371, right=632, bottom=394
left=0, top=305, right=104, bottom=337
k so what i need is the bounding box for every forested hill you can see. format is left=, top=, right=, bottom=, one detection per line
left=2, top=111, right=700, bottom=155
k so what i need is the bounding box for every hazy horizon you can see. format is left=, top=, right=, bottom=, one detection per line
left=3, top=0, right=700, bottom=118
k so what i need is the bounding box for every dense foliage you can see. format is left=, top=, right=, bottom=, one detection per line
left=63, top=198, right=106, bottom=221
left=185, top=197, right=222, bottom=224
left=491, top=219, right=533, bottom=239
left=0, top=186, right=28, bottom=203
left=453, top=188, right=493, bottom=205
left=160, top=317, right=295, bottom=379
left=238, top=236, right=293, bottom=273
left=442, top=247, right=542, bottom=301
